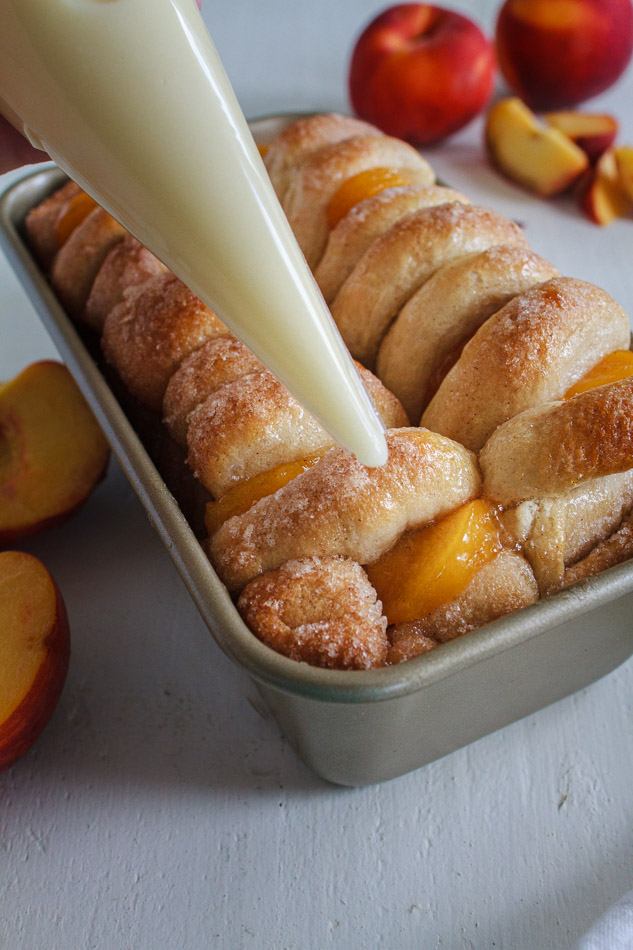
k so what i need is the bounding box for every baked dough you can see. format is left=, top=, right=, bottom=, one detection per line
left=331, top=203, right=529, bottom=369
left=422, top=277, right=631, bottom=451
left=84, top=235, right=168, bottom=333
left=207, top=428, right=480, bottom=593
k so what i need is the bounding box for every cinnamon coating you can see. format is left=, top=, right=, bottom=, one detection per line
left=24, top=179, right=82, bottom=269
left=163, top=334, right=264, bottom=446
left=315, top=183, right=471, bottom=305
left=283, top=133, right=435, bottom=268
left=50, top=207, right=127, bottom=318
left=377, top=245, right=559, bottom=423
left=187, top=363, right=408, bottom=497
left=264, top=112, right=381, bottom=202
left=101, top=272, right=227, bottom=411
left=422, top=277, right=631, bottom=451
left=207, top=428, right=480, bottom=594
left=238, top=556, right=389, bottom=670
left=331, top=203, right=529, bottom=369
left=481, top=377, right=633, bottom=505
left=84, top=235, right=168, bottom=333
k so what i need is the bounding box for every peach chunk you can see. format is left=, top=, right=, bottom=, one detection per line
left=365, top=498, right=503, bottom=624
left=205, top=450, right=327, bottom=535
left=54, top=191, right=99, bottom=248
left=0, top=551, right=70, bottom=772
left=564, top=350, right=633, bottom=398
left=326, top=167, right=413, bottom=228
left=582, top=147, right=633, bottom=225
left=0, top=361, right=110, bottom=544
left=544, top=110, right=618, bottom=163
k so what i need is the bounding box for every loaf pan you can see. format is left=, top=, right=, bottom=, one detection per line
left=2, top=115, right=633, bottom=787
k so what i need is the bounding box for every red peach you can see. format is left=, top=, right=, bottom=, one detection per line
left=348, top=3, right=496, bottom=147
left=496, top=0, right=633, bottom=111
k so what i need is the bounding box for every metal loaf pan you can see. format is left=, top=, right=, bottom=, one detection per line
left=2, top=115, right=633, bottom=787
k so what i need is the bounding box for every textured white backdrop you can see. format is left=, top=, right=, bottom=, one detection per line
left=1, top=2, right=633, bottom=948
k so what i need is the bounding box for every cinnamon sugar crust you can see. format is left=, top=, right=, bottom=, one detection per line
left=238, top=556, right=389, bottom=670
left=264, top=113, right=381, bottom=202
left=101, top=272, right=227, bottom=412
left=84, top=235, right=168, bottom=333
left=207, top=428, right=480, bottom=594
left=377, top=245, right=559, bottom=423
left=332, top=203, right=529, bottom=369
left=315, top=183, right=470, bottom=304
left=283, top=134, right=435, bottom=269
left=24, top=180, right=82, bottom=269
left=422, top=277, right=630, bottom=451
left=186, top=362, right=408, bottom=497
left=50, top=207, right=127, bottom=318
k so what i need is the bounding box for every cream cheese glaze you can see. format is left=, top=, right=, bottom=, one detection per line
left=0, top=0, right=388, bottom=465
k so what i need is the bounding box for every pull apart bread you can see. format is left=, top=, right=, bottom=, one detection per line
left=25, top=112, right=633, bottom=671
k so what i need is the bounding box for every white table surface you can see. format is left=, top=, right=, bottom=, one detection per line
left=1, top=2, right=633, bottom=947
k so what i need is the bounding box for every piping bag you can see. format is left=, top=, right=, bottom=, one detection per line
left=0, top=0, right=388, bottom=467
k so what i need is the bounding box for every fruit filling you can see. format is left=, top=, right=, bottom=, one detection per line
left=205, top=450, right=327, bottom=535
left=326, top=167, right=413, bottom=228
left=564, top=350, right=633, bottom=398
left=54, top=192, right=99, bottom=248
left=364, top=499, right=504, bottom=625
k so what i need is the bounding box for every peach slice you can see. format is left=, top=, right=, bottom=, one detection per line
left=365, top=499, right=503, bottom=625
left=54, top=191, right=98, bottom=248
left=326, top=167, right=413, bottom=228
left=205, top=450, right=327, bottom=535
left=581, top=147, right=633, bottom=225
left=564, top=349, right=633, bottom=398
left=0, top=361, right=110, bottom=544
left=485, top=97, right=589, bottom=197
left=0, top=551, right=70, bottom=772
left=615, top=145, right=633, bottom=203
left=544, top=110, right=618, bottom=163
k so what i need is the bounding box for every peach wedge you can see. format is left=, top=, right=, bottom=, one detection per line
left=0, top=550, right=70, bottom=771
left=0, top=361, right=110, bottom=544
left=485, top=97, right=589, bottom=197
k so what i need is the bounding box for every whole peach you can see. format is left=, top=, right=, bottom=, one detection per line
left=496, top=0, right=633, bottom=110
left=348, top=4, right=496, bottom=146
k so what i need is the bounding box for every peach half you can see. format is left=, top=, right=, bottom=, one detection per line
left=0, top=550, right=70, bottom=772
left=0, top=361, right=110, bottom=544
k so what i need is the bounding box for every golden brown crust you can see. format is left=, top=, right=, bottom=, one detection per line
left=315, top=184, right=470, bottom=304
left=331, top=203, right=529, bottom=369
left=264, top=113, right=381, bottom=202
left=237, top=556, right=389, bottom=670
left=481, top=377, right=633, bottom=505
left=163, top=334, right=264, bottom=446
left=186, top=362, right=408, bottom=497
left=563, top=508, right=633, bottom=588
left=283, top=134, right=435, bottom=269
left=101, top=272, right=227, bottom=411
left=50, top=207, right=127, bottom=318
left=24, top=180, right=82, bottom=269
left=422, top=277, right=631, bottom=451
left=377, top=246, right=559, bottom=423
left=84, top=235, right=168, bottom=333
left=207, top=428, right=480, bottom=594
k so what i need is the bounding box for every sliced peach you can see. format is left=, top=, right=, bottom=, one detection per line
left=0, top=361, right=110, bottom=544
left=485, top=97, right=589, bottom=197
left=615, top=145, right=633, bottom=203
left=54, top=191, right=98, bottom=248
left=564, top=350, right=633, bottom=398
left=365, top=499, right=503, bottom=625
left=544, top=111, right=618, bottom=163
left=581, top=147, right=633, bottom=226
left=205, top=450, right=327, bottom=535
left=0, top=551, right=70, bottom=772
left=326, top=167, right=413, bottom=228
